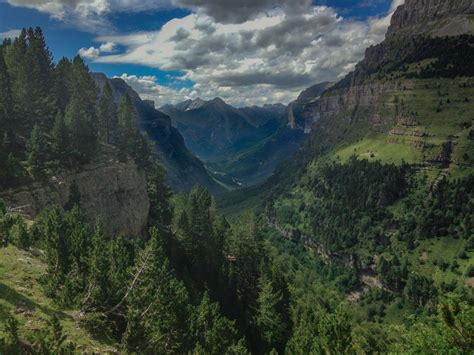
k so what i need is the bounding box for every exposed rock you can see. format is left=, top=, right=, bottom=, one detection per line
left=0, top=157, right=149, bottom=237
left=388, top=0, right=474, bottom=37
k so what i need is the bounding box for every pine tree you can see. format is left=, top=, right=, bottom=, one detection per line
left=24, top=27, right=55, bottom=126
left=0, top=49, right=13, bottom=137
left=86, top=220, right=110, bottom=308
left=117, top=94, right=137, bottom=160
left=191, top=292, right=245, bottom=354
left=3, top=29, right=28, bottom=130
left=98, top=82, right=116, bottom=144
left=26, top=123, right=48, bottom=178
left=64, top=55, right=98, bottom=163
left=53, top=57, right=72, bottom=113
left=254, top=277, right=285, bottom=352
left=65, top=93, right=95, bottom=163
left=52, top=110, right=69, bottom=163
left=122, top=228, right=192, bottom=353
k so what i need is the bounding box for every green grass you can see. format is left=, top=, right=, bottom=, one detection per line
left=0, top=246, right=118, bottom=353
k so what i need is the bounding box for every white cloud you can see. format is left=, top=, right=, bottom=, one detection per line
left=90, top=1, right=404, bottom=106
left=0, top=29, right=22, bottom=40
left=7, top=0, right=406, bottom=106
left=7, top=0, right=174, bottom=32
left=78, top=41, right=116, bottom=59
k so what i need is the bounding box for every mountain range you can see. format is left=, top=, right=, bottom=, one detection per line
left=161, top=97, right=306, bottom=186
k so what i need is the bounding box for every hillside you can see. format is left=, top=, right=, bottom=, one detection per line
left=263, top=0, right=474, bottom=325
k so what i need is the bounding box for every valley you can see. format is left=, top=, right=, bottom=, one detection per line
left=0, top=0, right=474, bottom=353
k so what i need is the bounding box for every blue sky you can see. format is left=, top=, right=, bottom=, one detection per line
left=0, top=0, right=402, bottom=106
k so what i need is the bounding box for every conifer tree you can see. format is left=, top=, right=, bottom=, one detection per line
left=0, top=49, right=13, bottom=136
left=24, top=27, right=55, bottom=126
left=191, top=292, right=245, bottom=354
left=117, top=94, right=137, bottom=160
left=26, top=123, right=48, bottom=178
left=3, top=29, right=27, bottom=129
left=98, top=82, right=116, bottom=144
left=53, top=57, right=72, bottom=113
left=86, top=221, right=110, bottom=307
left=254, top=276, right=285, bottom=352
left=64, top=55, right=98, bottom=162
left=122, top=228, right=192, bottom=353
left=52, top=110, right=69, bottom=163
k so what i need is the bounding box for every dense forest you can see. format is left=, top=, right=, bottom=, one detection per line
left=1, top=28, right=474, bottom=354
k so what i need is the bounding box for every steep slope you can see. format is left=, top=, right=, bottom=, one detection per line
left=264, top=0, right=474, bottom=307
left=93, top=74, right=223, bottom=194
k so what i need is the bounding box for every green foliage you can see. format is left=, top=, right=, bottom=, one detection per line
left=10, top=218, right=30, bottom=250
left=52, top=110, right=69, bottom=162
left=34, top=316, right=76, bottom=354
left=26, top=123, right=49, bottom=178
left=97, top=82, right=116, bottom=144
left=254, top=276, right=286, bottom=352
left=191, top=292, right=244, bottom=354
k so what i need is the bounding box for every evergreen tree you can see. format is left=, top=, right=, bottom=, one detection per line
left=65, top=55, right=98, bottom=163
left=86, top=221, right=110, bottom=308
left=98, top=82, right=116, bottom=144
left=10, top=218, right=30, bottom=250
left=122, top=228, right=192, bottom=353
left=3, top=29, right=28, bottom=130
left=26, top=123, right=48, bottom=178
left=0, top=49, right=13, bottom=136
left=191, top=292, right=245, bottom=354
left=24, top=27, right=55, bottom=126
left=254, top=276, right=285, bottom=352
left=65, top=93, right=96, bottom=163
left=53, top=57, right=72, bottom=113
left=117, top=94, right=137, bottom=160
left=52, top=110, right=69, bottom=163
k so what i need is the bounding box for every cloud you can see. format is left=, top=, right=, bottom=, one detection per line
left=78, top=41, right=116, bottom=59
left=6, top=0, right=174, bottom=32
left=116, top=73, right=199, bottom=107
left=0, top=29, right=22, bottom=40
left=175, top=0, right=311, bottom=24
left=89, top=1, right=404, bottom=106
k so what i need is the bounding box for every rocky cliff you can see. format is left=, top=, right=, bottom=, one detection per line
left=0, top=153, right=149, bottom=237
left=297, top=0, right=474, bottom=127
left=388, top=0, right=474, bottom=37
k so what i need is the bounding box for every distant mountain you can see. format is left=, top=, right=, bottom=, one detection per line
left=161, top=98, right=305, bottom=186
left=160, top=98, right=285, bottom=160
left=93, top=74, right=223, bottom=194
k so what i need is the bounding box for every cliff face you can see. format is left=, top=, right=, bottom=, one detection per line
left=388, top=0, right=474, bottom=37
left=297, top=0, right=474, bottom=126
left=0, top=157, right=150, bottom=237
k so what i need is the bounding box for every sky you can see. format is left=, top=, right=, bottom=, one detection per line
left=0, top=0, right=404, bottom=107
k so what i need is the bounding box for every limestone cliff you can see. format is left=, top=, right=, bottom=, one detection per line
left=297, top=0, right=474, bottom=127
left=0, top=155, right=149, bottom=237
left=388, top=0, right=474, bottom=37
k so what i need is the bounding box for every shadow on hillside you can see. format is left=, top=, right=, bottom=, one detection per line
left=0, top=282, right=71, bottom=322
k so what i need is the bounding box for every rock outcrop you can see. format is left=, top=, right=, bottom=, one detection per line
left=1, top=156, right=149, bottom=237
left=388, top=0, right=474, bottom=37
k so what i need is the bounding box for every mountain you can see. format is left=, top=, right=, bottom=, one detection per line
left=160, top=97, right=284, bottom=160
left=287, top=81, right=334, bottom=131
left=161, top=97, right=305, bottom=186
left=93, top=74, right=223, bottom=194
left=256, top=0, right=474, bottom=316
